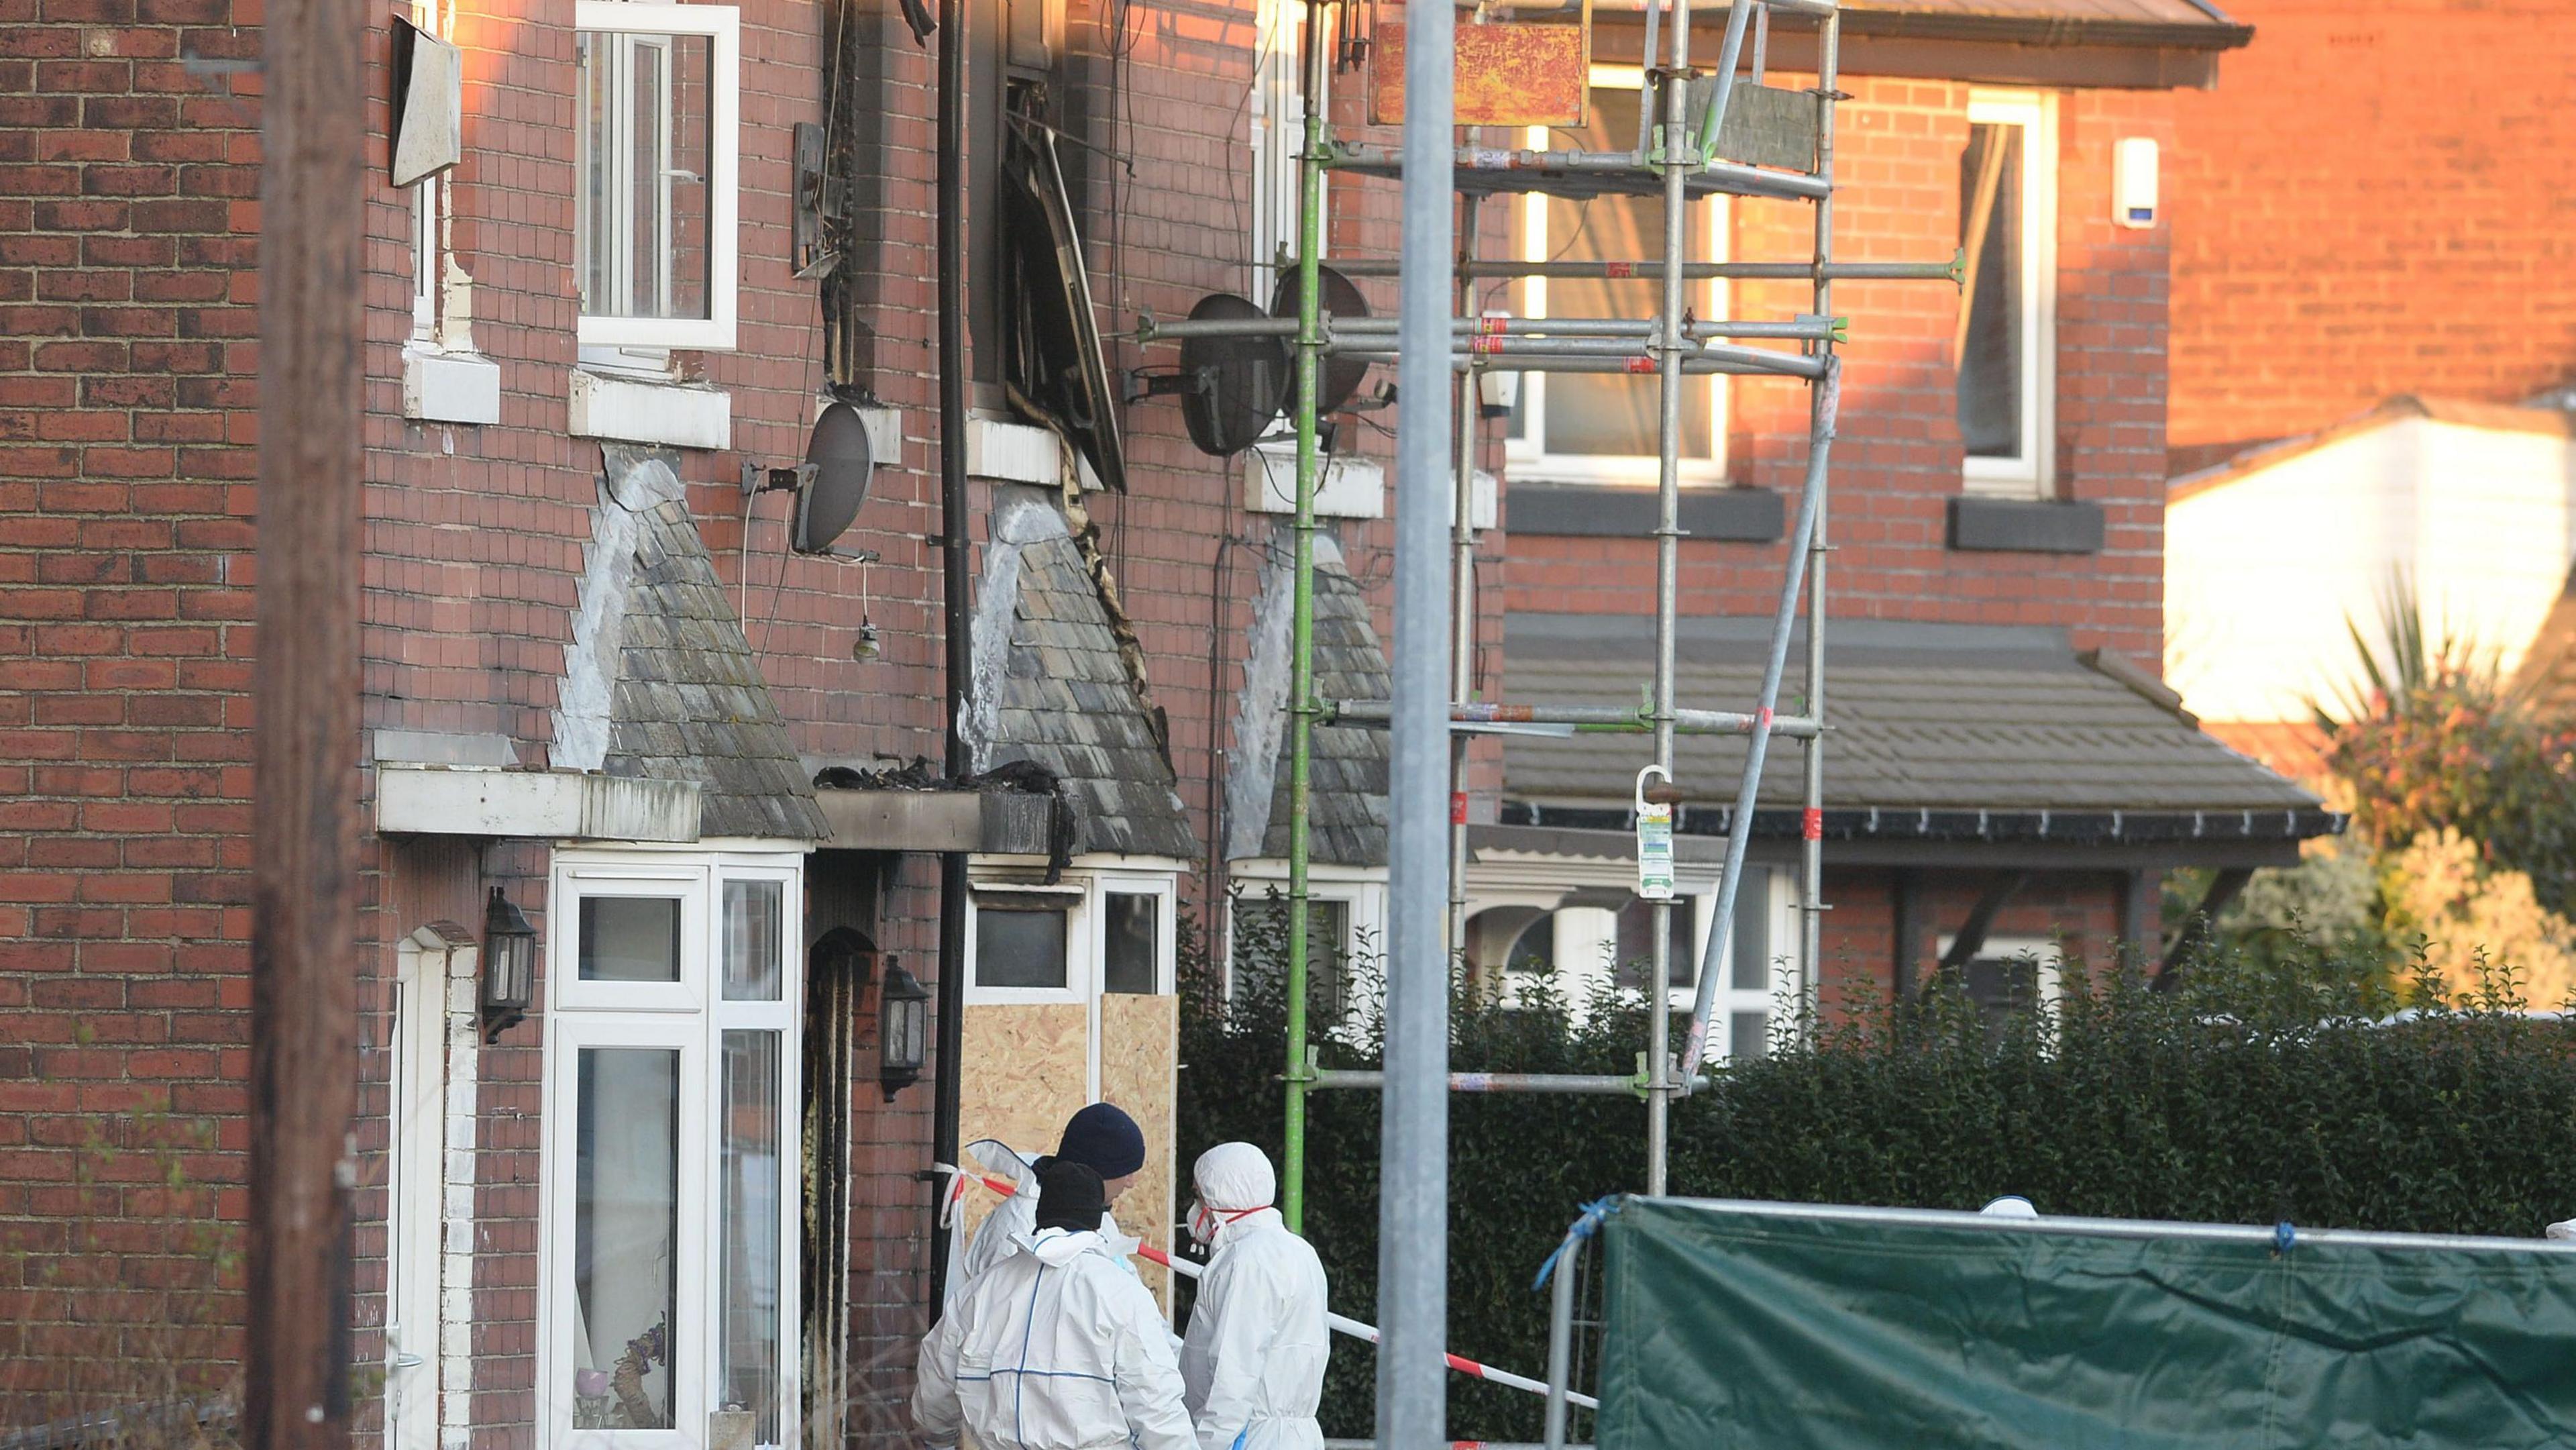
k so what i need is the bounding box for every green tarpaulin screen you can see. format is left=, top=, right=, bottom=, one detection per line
left=1596, top=1196, right=2576, bottom=1450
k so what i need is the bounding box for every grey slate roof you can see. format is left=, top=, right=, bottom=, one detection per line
left=604, top=497, right=830, bottom=841
left=971, top=493, right=1197, bottom=860
left=1504, top=613, right=2318, bottom=815
left=1258, top=554, right=1391, bottom=864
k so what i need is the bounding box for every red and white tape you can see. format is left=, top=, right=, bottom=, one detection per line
left=945, top=1162, right=1598, bottom=1411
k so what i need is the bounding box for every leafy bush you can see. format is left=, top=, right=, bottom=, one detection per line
left=1179, top=918, right=2576, bottom=1441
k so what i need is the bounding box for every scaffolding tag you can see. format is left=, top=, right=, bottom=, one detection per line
left=1635, top=766, right=1674, bottom=901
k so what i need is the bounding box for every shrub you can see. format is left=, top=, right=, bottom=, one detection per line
left=1179, top=919, right=2576, bottom=1441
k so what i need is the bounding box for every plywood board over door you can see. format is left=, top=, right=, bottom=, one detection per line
left=1099, top=992, right=1179, bottom=1309
left=957, top=1002, right=1089, bottom=1248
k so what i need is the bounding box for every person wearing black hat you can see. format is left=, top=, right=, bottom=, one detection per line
left=961, top=1101, right=1152, bottom=1283
left=916, top=1160, right=1196, bottom=1450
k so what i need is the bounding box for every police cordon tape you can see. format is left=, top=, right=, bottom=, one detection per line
left=940, top=1161, right=1601, bottom=1413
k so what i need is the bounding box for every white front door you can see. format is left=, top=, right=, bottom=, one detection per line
left=387, top=947, right=448, bottom=1450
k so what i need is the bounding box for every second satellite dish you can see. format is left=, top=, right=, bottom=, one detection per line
left=1178, top=293, right=1290, bottom=457
left=795, top=401, right=875, bottom=556
left=1269, top=264, right=1372, bottom=415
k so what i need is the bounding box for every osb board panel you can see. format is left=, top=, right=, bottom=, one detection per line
left=959, top=1002, right=1089, bottom=1251
left=1101, top=992, right=1179, bottom=1311
left=1372, top=22, right=1589, bottom=127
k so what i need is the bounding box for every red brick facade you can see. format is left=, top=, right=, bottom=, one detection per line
left=2167, top=0, right=2576, bottom=456
left=3, top=0, right=2217, bottom=1437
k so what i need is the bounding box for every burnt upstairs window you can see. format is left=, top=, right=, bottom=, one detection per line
left=1955, top=93, right=2054, bottom=500
left=998, top=111, right=1129, bottom=494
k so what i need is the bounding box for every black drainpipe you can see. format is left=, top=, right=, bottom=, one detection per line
left=928, top=0, right=971, bottom=1322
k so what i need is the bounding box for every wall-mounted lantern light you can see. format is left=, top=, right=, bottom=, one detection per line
left=879, top=955, right=930, bottom=1100
left=481, top=886, right=539, bottom=1043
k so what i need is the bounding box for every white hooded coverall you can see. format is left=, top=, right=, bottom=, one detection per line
left=961, top=1148, right=1136, bottom=1284
left=1177, top=1145, right=1329, bottom=1450
left=914, top=1227, right=1197, bottom=1450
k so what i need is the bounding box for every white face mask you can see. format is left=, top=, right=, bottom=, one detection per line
left=1187, top=1200, right=1217, bottom=1247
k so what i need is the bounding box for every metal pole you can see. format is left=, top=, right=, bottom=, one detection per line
left=1683, top=359, right=1837, bottom=1078
left=1281, top=0, right=1330, bottom=1234
left=1380, top=0, right=1454, bottom=1435
left=1311, top=1068, right=1686, bottom=1095
left=249, top=0, right=362, bottom=1428
left=1318, top=258, right=1960, bottom=282
left=928, top=0, right=972, bottom=1315
left=1450, top=191, right=1482, bottom=967
left=1328, top=699, right=1821, bottom=737
left=1797, top=8, right=1839, bottom=1019
left=1542, top=1230, right=1586, bottom=1450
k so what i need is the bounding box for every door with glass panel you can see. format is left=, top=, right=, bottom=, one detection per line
left=546, top=855, right=803, bottom=1450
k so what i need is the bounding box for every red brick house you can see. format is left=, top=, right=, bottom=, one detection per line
left=0, top=0, right=2314, bottom=1446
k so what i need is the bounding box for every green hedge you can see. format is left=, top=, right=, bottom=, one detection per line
left=1175, top=918, right=2576, bottom=1441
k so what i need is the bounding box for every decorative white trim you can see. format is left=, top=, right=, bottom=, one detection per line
left=435, top=933, right=480, bottom=1450
left=568, top=368, right=733, bottom=451
left=1243, top=446, right=1385, bottom=519
left=403, top=346, right=502, bottom=426
left=376, top=765, right=703, bottom=843
left=966, top=417, right=1065, bottom=486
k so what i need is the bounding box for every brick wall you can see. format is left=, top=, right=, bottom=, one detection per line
left=2167, top=0, right=2576, bottom=455
left=0, top=0, right=262, bottom=1408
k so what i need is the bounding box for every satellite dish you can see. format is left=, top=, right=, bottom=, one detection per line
left=795, top=401, right=875, bottom=555
left=1177, top=293, right=1290, bottom=457
left=1269, top=264, right=1371, bottom=415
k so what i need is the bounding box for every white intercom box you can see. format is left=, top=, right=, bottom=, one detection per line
left=2114, top=138, right=2159, bottom=229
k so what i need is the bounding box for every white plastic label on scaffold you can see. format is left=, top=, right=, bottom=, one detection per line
left=1635, top=765, right=1674, bottom=901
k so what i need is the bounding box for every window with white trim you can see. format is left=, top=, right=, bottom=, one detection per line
left=1956, top=90, right=2057, bottom=499
left=965, top=871, right=1179, bottom=1006
left=1247, top=0, right=1324, bottom=302
left=1224, top=868, right=1385, bottom=1032
left=574, top=0, right=739, bottom=356
left=405, top=0, right=443, bottom=345
left=1937, top=932, right=2062, bottom=1033
left=542, top=850, right=800, bottom=1450
left=1505, top=66, right=1728, bottom=485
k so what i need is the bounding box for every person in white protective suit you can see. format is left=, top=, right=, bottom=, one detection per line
left=962, top=1102, right=1149, bottom=1283
left=915, top=1159, right=1197, bottom=1450
left=1177, top=1142, right=1328, bottom=1450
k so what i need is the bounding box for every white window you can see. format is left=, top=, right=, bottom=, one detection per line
left=542, top=850, right=800, bottom=1450
left=1248, top=0, right=1324, bottom=301
left=1956, top=90, right=2057, bottom=499
left=1223, top=866, right=1386, bottom=1031
left=1504, top=66, right=1729, bottom=486
left=965, top=866, right=1181, bottom=1098
left=1937, top=932, right=2063, bottom=1028
left=405, top=0, right=443, bottom=344
left=574, top=1, right=740, bottom=354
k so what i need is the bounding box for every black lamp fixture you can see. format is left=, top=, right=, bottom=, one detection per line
left=480, top=886, right=539, bottom=1043
left=878, top=955, right=930, bottom=1100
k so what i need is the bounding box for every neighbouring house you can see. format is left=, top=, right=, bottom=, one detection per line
left=2165, top=396, right=2576, bottom=766
left=1452, top=1, right=2328, bottom=1035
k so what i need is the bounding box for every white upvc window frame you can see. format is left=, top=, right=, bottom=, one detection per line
left=1504, top=64, right=1729, bottom=487
left=1957, top=88, right=2058, bottom=501
left=1221, top=861, right=1389, bottom=1032
left=1095, top=872, right=1179, bottom=998
left=1937, top=931, right=2064, bottom=1011
left=539, top=847, right=803, bottom=1450
left=409, top=0, right=440, bottom=348
left=963, top=877, right=1093, bottom=1008
left=1247, top=0, right=1322, bottom=301
left=1693, top=865, right=1800, bottom=1063
left=573, top=0, right=741, bottom=354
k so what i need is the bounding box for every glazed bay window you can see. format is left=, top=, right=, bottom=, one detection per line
left=1506, top=68, right=1727, bottom=484
left=1956, top=91, right=2057, bottom=499
left=574, top=1, right=740, bottom=354
left=966, top=874, right=1179, bottom=1004
left=545, top=851, right=800, bottom=1450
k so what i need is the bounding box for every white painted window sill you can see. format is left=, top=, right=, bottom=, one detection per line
left=1244, top=444, right=1388, bottom=520
left=402, top=345, right=502, bottom=426
left=569, top=368, right=733, bottom=451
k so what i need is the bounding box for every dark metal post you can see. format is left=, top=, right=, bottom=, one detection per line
left=929, top=0, right=971, bottom=1316
left=248, top=0, right=363, bottom=1434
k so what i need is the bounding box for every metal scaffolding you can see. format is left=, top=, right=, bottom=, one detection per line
left=1143, top=0, right=1954, bottom=1426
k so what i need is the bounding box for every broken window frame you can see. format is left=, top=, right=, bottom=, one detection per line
left=572, top=0, right=741, bottom=354
left=1503, top=65, right=1729, bottom=487
left=539, top=849, right=804, bottom=1450
left=1957, top=89, right=2057, bottom=501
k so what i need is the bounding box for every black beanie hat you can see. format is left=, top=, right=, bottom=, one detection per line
left=1034, top=1159, right=1108, bottom=1233
left=1055, top=1102, right=1146, bottom=1180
